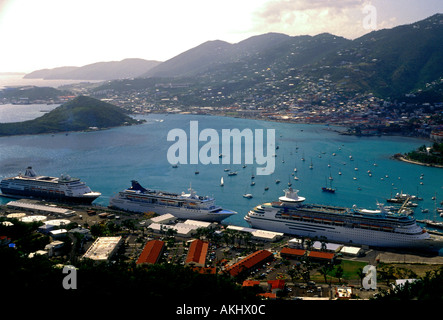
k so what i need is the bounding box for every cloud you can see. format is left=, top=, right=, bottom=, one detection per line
left=252, top=0, right=373, bottom=39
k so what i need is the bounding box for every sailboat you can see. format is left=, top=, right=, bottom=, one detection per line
left=322, top=177, right=336, bottom=193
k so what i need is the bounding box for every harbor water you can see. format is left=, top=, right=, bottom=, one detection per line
left=0, top=110, right=442, bottom=230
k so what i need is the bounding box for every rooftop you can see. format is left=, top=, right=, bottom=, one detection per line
left=82, top=236, right=122, bottom=261
left=185, top=239, right=209, bottom=267
left=136, top=239, right=165, bottom=265
left=225, top=250, right=273, bottom=277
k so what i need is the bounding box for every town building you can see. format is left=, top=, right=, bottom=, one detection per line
left=185, top=239, right=209, bottom=267
left=82, top=236, right=122, bottom=261
left=225, top=249, right=273, bottom=277
left=136, top=239, right=165, bottom=265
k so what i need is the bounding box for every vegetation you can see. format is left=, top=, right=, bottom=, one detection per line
left=404, top=142, right=443, bottom=166
left=92, top=14, right=443, bottom=102
left=0, top=216, right=258, bottom=302
left=0, top=95, right=143, bottom=136
left=374, top=267, right=443, bottom=300
left=0, top=85, right=70, bottom=101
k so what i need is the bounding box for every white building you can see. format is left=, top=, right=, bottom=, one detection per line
left=82, top=236, right=122, bottom=261
left=226, top=225, right=284, bottom=242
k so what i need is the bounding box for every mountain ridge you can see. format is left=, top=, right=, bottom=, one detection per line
left=24, top=13, right=443, bottom=99
left=24, top=58, right=161, bottom=80
left=139, top=14, right=443, bottom=98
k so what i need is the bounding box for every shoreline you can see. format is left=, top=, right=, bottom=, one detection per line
left=147, top=110, right=434, bottom=140
left=392, top=154, right=443, bottom=169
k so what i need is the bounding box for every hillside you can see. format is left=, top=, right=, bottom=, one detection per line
left=24, top=58, right=161, bottom=80
left=140, top=32, right=350, bottom=78
left=138, top=14, right=443, bottom=99
left=0, top=86, right=71, bottom=101
left=0, top=95, right=142, bottom=136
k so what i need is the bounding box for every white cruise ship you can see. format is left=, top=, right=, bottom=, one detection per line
left=0, top=167, right=101, bottom=204
left=245, top=187, right=442, bottom=250
left=109, top=180, right=237, bottom=222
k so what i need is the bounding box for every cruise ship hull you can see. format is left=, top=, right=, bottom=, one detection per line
left=245, top=214, right=438, bottom=250
left=109, top=181, right=237, bottom=222
left=244, top=187, right=443, bottom=251
left=110, top=196, right=235, bottom=222
left=0, top=187, right=100, bottom=204
left=0, top=167, right=101, bottom=205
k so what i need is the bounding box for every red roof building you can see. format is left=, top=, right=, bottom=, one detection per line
left=267, top=279, right=285, bottom=291
left=308, top=250, right=335, bottom=262
left=225, top=250, right=273, bottom=277
left=186, top=239, right=209, bottom=267
left=242, top=280, right=260, bottom=287
left=136, top=239, right=165, bottom=265
left=280, top=247, right=306, bottom=259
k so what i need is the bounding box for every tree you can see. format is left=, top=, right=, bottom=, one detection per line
left=357, top=267, right=365, bottom=287
left=319, top=263, right=334, bottom=285
left=334, top=265, right=344, bottom=284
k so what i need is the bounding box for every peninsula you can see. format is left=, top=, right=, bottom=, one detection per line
left=393, top=142, right=443, bottom=168
left=0, top=95, right=143, bottom=136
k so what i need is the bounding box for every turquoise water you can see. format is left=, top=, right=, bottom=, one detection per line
left=0, top=113, right=442, bottom=229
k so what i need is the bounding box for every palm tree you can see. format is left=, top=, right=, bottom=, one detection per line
left=357, top=267, right=365, bottom=287
left=319, top=263, right=334, bottom=285
left=334, top=265, right=344, bottom=284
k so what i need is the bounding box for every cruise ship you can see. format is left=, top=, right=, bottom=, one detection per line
left=109, top=180, right=237, bottom=222
left=245, top=187, right=441, bottom=250
left=0, top=167, right=101, bottom=204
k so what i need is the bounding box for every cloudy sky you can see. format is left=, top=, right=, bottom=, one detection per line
left=0, top=0, right=441, bottom=72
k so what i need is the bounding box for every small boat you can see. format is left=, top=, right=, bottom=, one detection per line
left=228, top=171, right=237, bottom=176
left=243, top=194, right=253, bottom=199
left=275, top=179, right=281, bottom=184
left=322, top=187, right=335, bottom=193
left=220, top=177, right=224, bottom=187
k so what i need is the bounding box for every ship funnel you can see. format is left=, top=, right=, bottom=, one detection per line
left=24, top=167, right=37, bottom=177
left=130, top=180, right=147, bottom=192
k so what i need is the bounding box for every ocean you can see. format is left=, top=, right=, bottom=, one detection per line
left=0, top=73, right=102, bottom=89
left=0, top=108, right=442, bottom=229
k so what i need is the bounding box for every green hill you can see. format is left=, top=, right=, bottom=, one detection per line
left=0, top=95, right=142, bottom=136
left=137, top=14, right=443, bottom=100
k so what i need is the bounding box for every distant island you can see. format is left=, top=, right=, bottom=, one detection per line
left=24, top=58, right=161, bottom=80
left=0, top=95, right=144, bottom=136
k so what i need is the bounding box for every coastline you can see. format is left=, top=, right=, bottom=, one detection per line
left=392, top=154, right=443, bottom=169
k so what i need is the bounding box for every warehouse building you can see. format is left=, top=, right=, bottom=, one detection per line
left=225, top=250, right=273, bottom=277
left=185, top=239, right=209, bottom=267
left=7, top=201, right=76, bottom=217
left=226, top=225, right=284, bottom=242
left=136, top=239, right=165, bottom=265
left=82, top=236, right=122, bottom=261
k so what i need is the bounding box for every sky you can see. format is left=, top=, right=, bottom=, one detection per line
left=0, top=0, right=442, bottom=72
